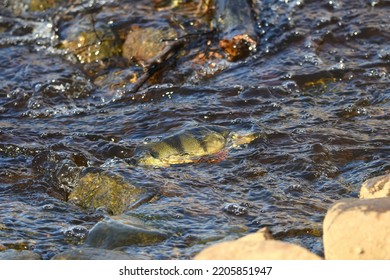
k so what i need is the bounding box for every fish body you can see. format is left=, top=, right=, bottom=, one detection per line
left=136, top=125, right=257, bottom=167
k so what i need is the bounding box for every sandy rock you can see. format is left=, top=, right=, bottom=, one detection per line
left=51, top=247, right=145, bottom=260
left=360, top=173, right=390, bottom=199
left=194, top=228, right=321, bottom=260
left=0, top=249, right=41, bottom=260
left=323, top=197, right=390, bottom=259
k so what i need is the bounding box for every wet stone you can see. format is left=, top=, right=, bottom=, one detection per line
left=68, top=168, right=150, bottom=215
left=360, top=173, right=390, bottom=199
left=85, top=217, right=168, bottom=250
left=51, top=247, right=145, bottom=260
left=0, top=249, right=41, bottom=260
left=122, top=26, right=178, bottom=66
left=60, top=17, right=121, bottom=64
left=63, top=225, right=89, bottom=240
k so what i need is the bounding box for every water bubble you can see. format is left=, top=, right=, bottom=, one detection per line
left=41, top=204, right=55, bottom=210
left=222, top=203, right=248, bottom=216
left=271, top=102, right=281, bottom=108
left=286, top=184, right=303, bottom=192
left=63, top=225, right=88, bottom=239
left=282, top=80, right=300, bottom=94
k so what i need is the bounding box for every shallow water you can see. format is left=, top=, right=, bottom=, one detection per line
left=0, top=0, right=389, bottom=259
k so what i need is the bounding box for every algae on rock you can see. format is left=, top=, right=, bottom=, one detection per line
left=60, top=16, right=121, bottom=64
left=68, top=168, right=150, bottom=215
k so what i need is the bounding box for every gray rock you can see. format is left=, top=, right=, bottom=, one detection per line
left=0, top=249, right=41, bottom=260
left=85, top=217, right=168, bottom=250
left=51, top=247, right=146, bottom=260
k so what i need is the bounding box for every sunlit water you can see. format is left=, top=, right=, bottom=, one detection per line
left=0, top=0, right=389, bottom=259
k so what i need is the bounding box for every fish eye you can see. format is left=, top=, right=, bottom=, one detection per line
left=230, top=133, right=238, bottom=140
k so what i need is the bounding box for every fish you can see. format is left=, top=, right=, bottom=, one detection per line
left=135, top=125, right=258, bottom=167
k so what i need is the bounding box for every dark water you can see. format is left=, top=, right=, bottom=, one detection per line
left=0, top=0, right=389, bottom=259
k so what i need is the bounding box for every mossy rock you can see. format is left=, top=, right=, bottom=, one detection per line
left=62, top=29, right=121, bottom=64
left=30, top=0, right=61, bottom=11
left=68, top=168, right=150, bottom=215
left=60, top=16, right=121, bottom=64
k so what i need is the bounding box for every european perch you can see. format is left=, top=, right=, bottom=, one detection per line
left=134, top=125, right=258, bottom=167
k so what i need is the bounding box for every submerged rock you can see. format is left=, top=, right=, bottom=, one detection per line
left=194, top=228, right=321, bottom=260
left=323, top=197, right=390, bottom=259
left=0, top=249, right=41, bottom=260
left=135, top=125, right=258, bottom=167
left=68, top=168, right=151, bottom=215
left=60, top=17, right=121, bottom=64
left=360, top=173, right=390, bottom=199
left=215, top=0, right=257, bottom=61
left=51, top=247, right=145, bottom=260
left=122, top=26, right=178, bottom=66
left=85, top=217, right=168, bottom=250
left=29, top=0, right=63, bottom=11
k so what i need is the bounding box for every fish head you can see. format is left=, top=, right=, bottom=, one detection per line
left=228, top=131, right=259, bottom=147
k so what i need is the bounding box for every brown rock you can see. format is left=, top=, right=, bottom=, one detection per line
left=323, top=197, right=390, bottom=259
left=122, top=26, right=178, bottom=66
left=219, top=34, right=257, bottom=61
left=194, top=228, right=321, bottom=260
left=360, top=173, right=390, bottom=199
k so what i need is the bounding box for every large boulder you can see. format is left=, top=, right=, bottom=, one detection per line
left=323, top=197, right=390, bottom=259
left=360, top=173, right=390, bottom=199
left=194, top=228, right=321, bottom=260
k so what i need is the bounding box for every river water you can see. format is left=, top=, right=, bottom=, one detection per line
left=0, top=0, right=389, bottom=259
